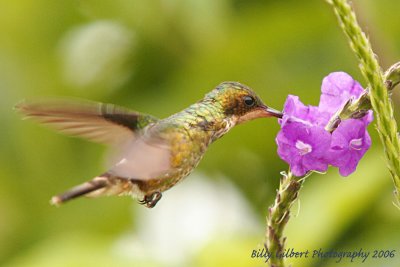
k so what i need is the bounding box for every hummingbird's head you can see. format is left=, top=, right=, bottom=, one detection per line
left=205, top=81, right=282, bottom=124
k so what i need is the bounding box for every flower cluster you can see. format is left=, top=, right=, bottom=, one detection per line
left=276, top=72, right=373, bottom=177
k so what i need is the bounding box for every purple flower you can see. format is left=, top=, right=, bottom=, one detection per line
left=276, top=72, right=373, bottom=177
left=276, top=121, right=331, bottom=176
left=329, top=119, right=371, bottom=176
left=280, top=95, right=330, bottom=127
left=319, top=72, right=364, bottom=115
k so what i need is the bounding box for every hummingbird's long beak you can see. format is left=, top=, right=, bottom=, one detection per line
left=263, top=105, right=283, bottom=118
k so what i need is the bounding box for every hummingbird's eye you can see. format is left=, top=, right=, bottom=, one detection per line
left=243, top=95, right=255, bottom=107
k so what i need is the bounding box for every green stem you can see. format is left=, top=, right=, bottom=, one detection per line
left=265, top=171, right=305, bottom=267
left=329, top=0, right=400, bottom=204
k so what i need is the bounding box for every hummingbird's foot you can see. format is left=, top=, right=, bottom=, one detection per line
left=139, top=191, right=162, bottom=208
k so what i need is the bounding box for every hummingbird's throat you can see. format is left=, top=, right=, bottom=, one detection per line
left=213, top=119, right=235, bottom=140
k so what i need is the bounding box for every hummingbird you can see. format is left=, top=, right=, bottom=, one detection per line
left=16, top=82, right=282, bottom=208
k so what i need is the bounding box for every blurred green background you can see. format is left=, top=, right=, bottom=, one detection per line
left=1, top=0, right=400, bottom=266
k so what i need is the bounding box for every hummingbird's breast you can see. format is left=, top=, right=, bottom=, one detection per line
left=137, top=101, right=234, bottom=193
left=165, top=101, right=237, bottom=169
left=133, top=124, right=208, bottom=194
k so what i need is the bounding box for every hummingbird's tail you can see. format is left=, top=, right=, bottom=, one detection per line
left=50, top=173, right=133, bottom=206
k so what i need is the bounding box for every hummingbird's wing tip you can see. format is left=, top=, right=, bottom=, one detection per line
left=14, top=100, right=27, bottom=111
left=14, top=100, right=37, bottom=121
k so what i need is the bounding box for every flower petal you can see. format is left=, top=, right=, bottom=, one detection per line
left=319, top=72, right=364, bottom=115
left=281, top=95, right=330, bottom=127
left=329, top=119, right=371, bottom=176
left=276, top=121, right=331, bottom=176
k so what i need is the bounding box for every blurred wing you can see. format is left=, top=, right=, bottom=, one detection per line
left=15, top=98, right=159, bottom=145
left=109, top=136, right=172, bottom=180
